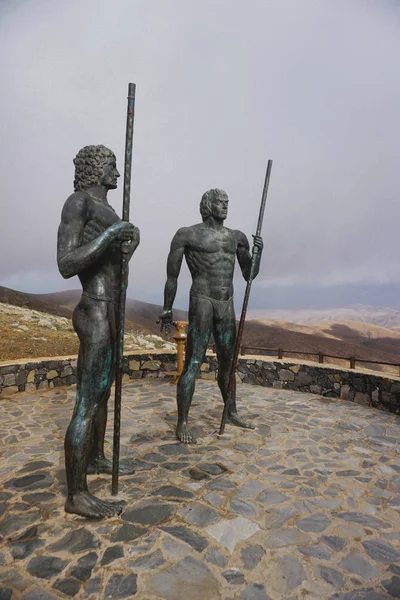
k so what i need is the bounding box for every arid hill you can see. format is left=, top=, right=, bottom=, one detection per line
left=0, top=287, right=188, bottom=336
left=247, top=304, right=400, bottom=329
left=2, top=286, right=400, bottom=375
left=32, top=289, right=188, bottom=335
left=0, top=286, right=182, bottom=360
left=242, top=318, right=400, bottom=375
left=0, top=302, right=175, bottom=362
left=0, top=286, right=72, bottom=318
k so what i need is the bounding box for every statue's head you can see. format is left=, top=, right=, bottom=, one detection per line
left=200, top=188, right=229, bottom=221
left=73, top=145, right=119, bottom=192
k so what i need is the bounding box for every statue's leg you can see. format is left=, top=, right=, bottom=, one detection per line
left=176, top=297, right=213, bottom=443
left=64, top=299, right=125, bottom=518
left=86, top=303, right=134, bottom=475
left=213, top=303, right=255, bottom=430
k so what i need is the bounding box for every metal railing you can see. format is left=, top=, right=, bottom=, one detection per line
left=207, top=344, right=400, bottom=376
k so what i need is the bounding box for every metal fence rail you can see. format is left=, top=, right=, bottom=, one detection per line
left=207, top=344, right=400, bottom=376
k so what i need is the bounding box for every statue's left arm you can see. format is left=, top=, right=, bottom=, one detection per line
left=236, top=231, right=263, bottom=281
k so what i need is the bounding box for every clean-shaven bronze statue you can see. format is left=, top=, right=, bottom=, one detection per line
left=57, top=145, right=140, bottom=518
left=160, top=188, right=263, bottom=443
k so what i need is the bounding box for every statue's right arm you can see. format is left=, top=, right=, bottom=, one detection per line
left=57, top=194, right=115, bottom=279
left=162, top=229, right=187, bottom=312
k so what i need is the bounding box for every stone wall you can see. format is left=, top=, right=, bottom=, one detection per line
left=202, top=356, right=400, bottom=415
left=1, top=352, right=400, bottom=415
left=0, top=352, right=177, bottom=396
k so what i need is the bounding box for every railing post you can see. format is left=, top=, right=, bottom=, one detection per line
left=278, top=348, right=283, bottom=360
left=240, top=345, right=246, bottom=356
left=172, top=321, right=188, bottom=383
left=318, top=352, right=324, bottom=364
left=212, top=343, right=216, bottom=354
left=349, top=356, right=355, bottom=369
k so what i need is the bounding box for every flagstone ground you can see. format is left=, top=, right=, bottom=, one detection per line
left=0, top=379, right=399, bottom=599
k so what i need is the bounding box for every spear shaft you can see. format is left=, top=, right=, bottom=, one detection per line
left=112, top=82, right=136, bottom=495
left=219, top=160, right=273, bottom=435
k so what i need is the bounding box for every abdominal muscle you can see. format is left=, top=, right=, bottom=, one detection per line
left=78, top=262, right=121, bottom=305
left=186, top=245, right=236, bottom=302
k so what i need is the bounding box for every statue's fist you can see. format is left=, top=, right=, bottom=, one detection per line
left=252, top=235, right=263, bottom=252
left=121, top=226, right=140, bottom=255
left=109, top=221, right=135, bottom=242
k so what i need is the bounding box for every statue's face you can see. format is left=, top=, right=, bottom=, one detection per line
left=101, top=156, right=120, bottom=190
left=211, top=193, right=229, bottom=220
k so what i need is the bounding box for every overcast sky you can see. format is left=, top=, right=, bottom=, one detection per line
left=1, top=0, right=399, bottom=310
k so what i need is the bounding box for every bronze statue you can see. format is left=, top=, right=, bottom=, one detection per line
left=57, top=145, right=140, bottom=518
left=160, top=188, right=263, bottom=443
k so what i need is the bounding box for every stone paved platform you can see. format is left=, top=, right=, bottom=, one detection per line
left=0, top=380, right=399, bottom=600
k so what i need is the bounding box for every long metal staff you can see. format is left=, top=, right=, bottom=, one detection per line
left=112, top=82, right=136, bottom=495
left=219, top=160, right=273, bottom=435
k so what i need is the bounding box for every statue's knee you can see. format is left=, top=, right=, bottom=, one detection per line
left=187, top=359, right=202, bottom=375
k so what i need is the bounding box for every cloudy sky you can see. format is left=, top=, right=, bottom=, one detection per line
left=1, top=0, right=399, bottom=310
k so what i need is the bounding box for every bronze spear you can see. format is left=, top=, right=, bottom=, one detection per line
left=112, top=82, right=136, bottom=495
left=219, top=160, right=273, bottom=435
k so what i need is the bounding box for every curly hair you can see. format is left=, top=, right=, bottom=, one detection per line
left=200, top=188, right=228, bottom=221
left=73, top=145, right=116, bottom=192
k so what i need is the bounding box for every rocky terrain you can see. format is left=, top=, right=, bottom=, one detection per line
left=2, top=286, right=400, bottom=376
left=0, top=303, right=174, bottom=362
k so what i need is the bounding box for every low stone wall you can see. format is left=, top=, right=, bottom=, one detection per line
left=0, top=352, right=177, bottom=396
left=0, top=357, right=78, bottom=395
left=1, top=352, right=400, bottom=415
left=202, top=355, right=400, bottom=415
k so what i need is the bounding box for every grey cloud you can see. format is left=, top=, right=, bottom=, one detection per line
left=1, top=0, right=399, bottom=309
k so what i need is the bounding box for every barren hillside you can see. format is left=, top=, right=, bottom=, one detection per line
left=243, top=318, right=400, bottom=375
left=33, top=289, right=188, bottom=336
left=0, top=303, right=175, bottom=362
left=247, top=304, right=400, bottom=329
left=2, top=287, right=400, bottom=376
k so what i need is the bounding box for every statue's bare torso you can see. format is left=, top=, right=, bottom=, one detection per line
left=59, top=193, right=122, bottom=302
left=182, top=223, right=241, bottom=301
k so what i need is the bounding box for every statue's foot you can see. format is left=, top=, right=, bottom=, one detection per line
left=176, top=422, right=196, bottom=444
left=87, top=456, right=135, bottom=475
left=65, top=491, right=126, bottom=519
left=226, top=412, right=255, bottom=430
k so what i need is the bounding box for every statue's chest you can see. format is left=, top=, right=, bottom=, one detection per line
left=83, top=203, right=120, bottom=244
left=191, top=230, right=236, bottom=255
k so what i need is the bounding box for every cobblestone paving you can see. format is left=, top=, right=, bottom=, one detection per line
left=0, top=380, right=399, bottom=599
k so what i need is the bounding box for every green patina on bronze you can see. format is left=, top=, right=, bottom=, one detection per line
left=160, top=188, right=264, bottom=444
left=57, top=140, right=140, bottom=519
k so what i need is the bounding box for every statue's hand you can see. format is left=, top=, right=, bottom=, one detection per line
left=158, top=309, right=173, bottom=335
left=121, top=226, right=140, bottom=256
left=108, top=221, right=136, bottom=243
left=252, top=235, right=263, bottom=253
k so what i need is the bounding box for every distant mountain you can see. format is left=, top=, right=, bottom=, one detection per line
left=247, top=304, right=400, bottom=330
left=0, top=286, right=187, bottom=336
left=2, top=286, right=400, bottom=375
left=242, top=318, right=400, bottom=375
left=0, top=286, right=72, bottom=318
